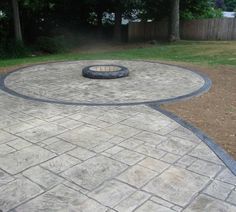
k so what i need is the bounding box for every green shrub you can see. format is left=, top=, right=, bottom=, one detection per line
left=0, top=40, right=29, bottom=59
left=181, top=8, right=223, bottom=20
left=36, top=36, right=68, bottom=54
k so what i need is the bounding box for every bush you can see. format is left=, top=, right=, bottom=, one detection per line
left=36, top=36, right=68, bottom=54
left=0, top=40, right=29, bottom=59
left=181, top=8, right=223, bottom=20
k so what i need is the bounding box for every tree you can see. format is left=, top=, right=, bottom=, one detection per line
left=224, top=0, right=236, bottom=11
left=84, top=0, right=112, bottom=26
left=1, top=0, right=225, bottom=54
left=112, top=0, right=123, bottom=41
left=12, top=0, right=23, bottom=42
left=0, top=1, right=11, bottom=44
left=139, top=0, right=222, bottom=21
left=169, top=0, right=180, bottom=41
left=180, top=0, right=222, bottom=20
left=111, top=0, right=141, bottom=41
left=215, top=0, right=225, bottom=9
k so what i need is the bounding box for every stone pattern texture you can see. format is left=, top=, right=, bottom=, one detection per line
left=0, top=102, right=235, bottom=212
left=4, top=60, right=205, bottom=104
left=0, top=61, right=235, bottom=212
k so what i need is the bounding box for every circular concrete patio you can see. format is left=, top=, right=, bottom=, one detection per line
left=3, top=60, right=206, bottom=105
left=0, top=61, right=235, bottom=212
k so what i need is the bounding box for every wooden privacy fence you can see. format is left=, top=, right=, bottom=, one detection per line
left=128, top=18, right=236, bottom=41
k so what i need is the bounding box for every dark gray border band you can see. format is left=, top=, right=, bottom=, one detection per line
left=148, top=104, right=236, bottom=176
left=0, top=60, right=212, bottom=106
left=0, top=60, right=235, bottom=175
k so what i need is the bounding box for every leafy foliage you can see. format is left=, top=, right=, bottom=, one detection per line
left=0, top=40, right=29, bottom=58
left=180, top=1, right=223, bottom=20
left=138, top=0, right=222, bottom=20
left=224, top=0, right=236, bottom=11
left=215, top=0, right=225, bottom=9
left=0, top=0, right=226, bottom=58
left=36, top=36, right=68, bottom=53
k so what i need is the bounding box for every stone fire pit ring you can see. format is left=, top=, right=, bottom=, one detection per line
left=82, top=64, right=129, bottom=79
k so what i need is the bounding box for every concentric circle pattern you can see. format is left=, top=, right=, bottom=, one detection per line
left=4, top=60, right=205, bottom=104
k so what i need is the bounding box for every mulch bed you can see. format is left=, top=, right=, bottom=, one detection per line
left=161, top=62, right=236, bottom=160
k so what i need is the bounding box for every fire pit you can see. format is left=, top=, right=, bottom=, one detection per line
left=82, top=65, right=129, bottom=79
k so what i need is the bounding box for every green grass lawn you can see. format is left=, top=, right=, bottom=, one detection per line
left=1, top=41, right=236, bottom=68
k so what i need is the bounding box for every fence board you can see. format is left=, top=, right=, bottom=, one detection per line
left=128, top=18, right=236, bottom=41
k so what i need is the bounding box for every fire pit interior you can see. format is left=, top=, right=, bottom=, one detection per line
left=82, top=64, right=129, bottom=79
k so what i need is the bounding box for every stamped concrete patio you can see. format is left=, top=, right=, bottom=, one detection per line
left=0, top=60, right=235, bottom=212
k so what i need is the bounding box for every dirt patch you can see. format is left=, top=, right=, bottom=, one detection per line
left=0, top=42, right=153, bottom=74
left=71, top=40, right=153, bottom=53
left=161, top=62, right=236, bottom=160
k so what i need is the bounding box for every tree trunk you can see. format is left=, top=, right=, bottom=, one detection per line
left=97, top=9, right=103, bottom=27
left=114, top=10, right=122, bottom=41
left=169, top=0, right=180, bottom=42
left=96, top=10, right=103, bottom=39
left=12, top=0, right=23, bottom=42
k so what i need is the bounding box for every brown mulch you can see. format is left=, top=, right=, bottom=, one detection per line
left=160, top=62, right=236, bottom=160
left=1, top=60, right=235, bottom=160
